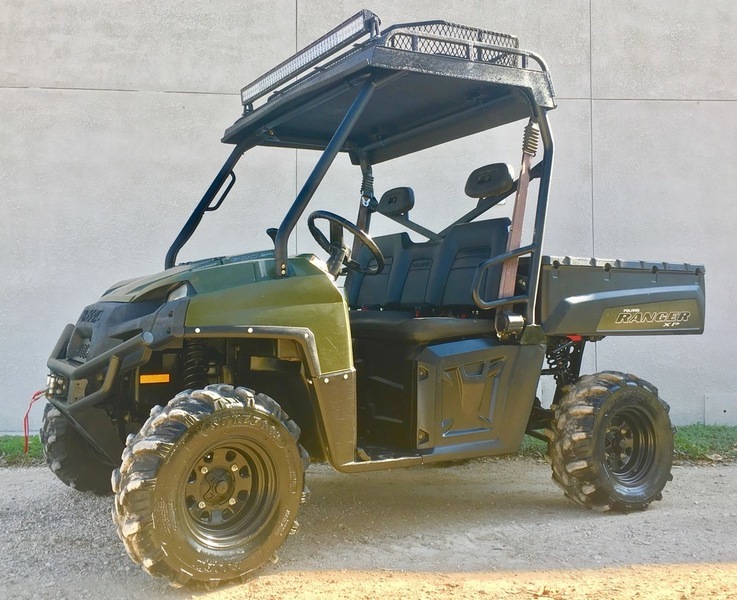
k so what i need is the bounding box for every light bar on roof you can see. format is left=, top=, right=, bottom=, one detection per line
left=240, top=10, right=379, bottom=108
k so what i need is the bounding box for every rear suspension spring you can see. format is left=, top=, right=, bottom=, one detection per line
left=544, top=337, right=585, bottom=404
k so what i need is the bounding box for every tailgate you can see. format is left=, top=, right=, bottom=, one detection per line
left=538, top=256, right=705, bottom=336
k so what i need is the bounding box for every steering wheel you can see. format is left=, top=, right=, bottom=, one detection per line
left=307, top=210, right=385, bottom=278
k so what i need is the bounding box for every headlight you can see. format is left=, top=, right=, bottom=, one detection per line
left=167, top=282, right=193, bottom=302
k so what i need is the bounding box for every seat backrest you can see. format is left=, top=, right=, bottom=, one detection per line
left=428, top=218, right=510, bottom=308
left=346, top=233, right=403, bottom=308
left=392, top=236, right=440, bottom=309
left=347, top=217, right=510, bottom=311
left=347, top=233, right=439, bottom=309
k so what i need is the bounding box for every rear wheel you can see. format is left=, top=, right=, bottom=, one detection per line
left=112, top=384, right=309, bottom=588
left=39, top=403, right=116, bottom=495
left=545, top=371, right=674, bottom=512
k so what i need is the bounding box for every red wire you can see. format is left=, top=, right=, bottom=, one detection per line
left=24, top=390, right=46, bottom=454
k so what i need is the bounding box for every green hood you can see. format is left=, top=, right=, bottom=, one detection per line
left=98, top=251, right=351, bottom=374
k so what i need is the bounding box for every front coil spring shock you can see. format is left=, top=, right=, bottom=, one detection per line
left=183, top=340, right=208, bottom=390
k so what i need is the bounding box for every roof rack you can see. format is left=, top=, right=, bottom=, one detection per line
left=380, top=20, right=519, bottom=67
left=223, top=12, right=556, bottom=152
left=238, top=11, right=546, bottom=115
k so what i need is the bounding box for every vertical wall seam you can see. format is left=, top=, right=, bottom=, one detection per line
left=589, top=0, right=598, bottom=372
left=589, top=0, right=595, bottom=258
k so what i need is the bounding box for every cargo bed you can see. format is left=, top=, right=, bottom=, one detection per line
left=538, top=256, right=705, bottom=336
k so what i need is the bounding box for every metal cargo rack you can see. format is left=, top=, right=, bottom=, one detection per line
left=238, top=11, right=534, bottom=113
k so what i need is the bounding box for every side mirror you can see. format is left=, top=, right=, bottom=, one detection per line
left=464, top=163, right=515, bottom=199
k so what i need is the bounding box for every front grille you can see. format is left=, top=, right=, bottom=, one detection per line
left=71, top=340, right=91, bottom=363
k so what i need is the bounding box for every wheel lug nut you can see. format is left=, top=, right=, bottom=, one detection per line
left=231, top=464, right=238, bottom=472
left=228, top=498, right=236, bottom=505
left=201, top=467, right=208, bottom=474
left=198, top=501, right=206, bottom=509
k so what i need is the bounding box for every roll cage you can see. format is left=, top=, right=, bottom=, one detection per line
left=165, top=9, right=556, bottom=327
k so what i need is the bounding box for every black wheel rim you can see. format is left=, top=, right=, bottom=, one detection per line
left=183, top=441, right=277, bottom=549
left=603, top=407, right=656, bottom=487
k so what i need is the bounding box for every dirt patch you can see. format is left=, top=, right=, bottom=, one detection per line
left=2, top=459, right=736, bottom=599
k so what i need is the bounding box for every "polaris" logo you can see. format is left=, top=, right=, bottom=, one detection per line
left=80, top=308, right=104, bottom=323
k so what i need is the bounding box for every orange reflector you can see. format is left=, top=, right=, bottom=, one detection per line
left=139, top=374, right=171, bottom=384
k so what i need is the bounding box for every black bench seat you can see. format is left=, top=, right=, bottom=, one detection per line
left=346, top=217, right=510, bottom=345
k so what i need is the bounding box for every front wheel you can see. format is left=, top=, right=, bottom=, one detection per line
left=545, top=371, right=674, bottom=512
left=112, top=385, right=309, bottom=588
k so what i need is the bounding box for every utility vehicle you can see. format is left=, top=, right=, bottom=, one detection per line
left=40, top=11, right=705, bottom=588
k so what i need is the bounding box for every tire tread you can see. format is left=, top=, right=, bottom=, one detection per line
left=112, top=384, right=309, bottom=588
left=546, top=371, right=673, bottom=513
left=39, top=403, right=114, bottom=495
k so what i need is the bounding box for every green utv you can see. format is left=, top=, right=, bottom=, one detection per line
left=41, top=11, right=705, bottom=588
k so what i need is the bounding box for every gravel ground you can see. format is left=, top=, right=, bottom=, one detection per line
left=2, top=459, right=737, bottom=599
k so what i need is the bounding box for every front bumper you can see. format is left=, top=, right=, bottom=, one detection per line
left=46, top=328, right=154, bottom=414
left=43, top=298, right=188, bottom=465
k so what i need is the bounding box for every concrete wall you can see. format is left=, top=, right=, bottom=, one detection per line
left=2, top=1, right=735, bottom=433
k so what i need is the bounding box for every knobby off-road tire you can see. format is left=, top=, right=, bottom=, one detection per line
left=545, top=371, right=674, bottom=512
left=39, top=403, right=115, bottom=495
left=112, top=384, right=309, bottom=588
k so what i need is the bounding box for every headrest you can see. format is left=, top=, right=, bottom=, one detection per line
left=378, top=187, right=415, bottom=216
left=464, top=163, right=515, bottom=199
